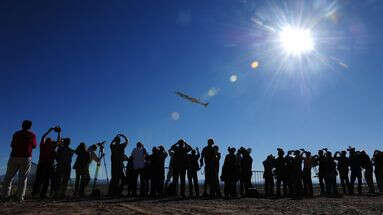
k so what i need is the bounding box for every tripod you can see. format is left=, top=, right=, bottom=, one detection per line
left=91, top=143, right=109, bottom=197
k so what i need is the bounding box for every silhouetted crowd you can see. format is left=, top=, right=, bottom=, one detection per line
left=262, top=147, right=383, bottom=198
left=1, top=120, right=383, bottom=202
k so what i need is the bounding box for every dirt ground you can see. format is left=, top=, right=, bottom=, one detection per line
left=1, top=195, right=383, bottom=215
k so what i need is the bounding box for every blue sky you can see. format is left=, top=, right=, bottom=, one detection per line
left=1, top=0, right=383, bottom=177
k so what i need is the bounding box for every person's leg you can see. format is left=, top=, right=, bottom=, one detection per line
left=74, top=170, right=81, bottom=196
left=187, top=170, right=193, bottom=196
left=17, top=157, right=32, bottom=201
left=40, top=162, right=53, bottom=198
left=376, top=170, right=383, bottom=192
left=180, top=168, right=186, bottom=197
left=60, top=166, right=71, bottom=198
left=32, top=162, right=44, bottom=196
left=350, top=172, right=356, bottom=194
left=193, top=171, right=199, bottom=197
left=357, top=172, right=362, bottom=194
left=132, top=169, right=138, bottom=196
left=1, top=157, right=20, bottom=199
left=276, top=178, right=281, bottom=196
left=319, top=174, right=325, bottom=194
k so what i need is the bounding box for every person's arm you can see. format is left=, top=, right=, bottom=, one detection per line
left=31, top=133, right=37, bottom=149
left=41, top=127, right=54, bottom=144
left=119, top=134, right=129, bottom=146
left=196, top=148, right=200, bottom=159
left=184, top=142, right=192, bottom=152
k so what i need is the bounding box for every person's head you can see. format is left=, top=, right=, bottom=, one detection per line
left=294, top=150, right=300, bottom=156
left=228, top=147, right=236, bottom=154
left=78, top=142, right=86, bottom=150
left=207, top=138, right=214, bottom=146
left=113, top=136, right=121, bottom=144
left=326, top=151, right=332, bottom=157
left=63, top=138, right=71, bottom=146
left=341, top=151, right=347, bottom=157
left=177, top=139, right=185, bottom=147
left=22, top=120, right=32, bottom=130
left=45, top=137, right=52, bottom=144
left=318, top=150, right=324, bottom=156
left=158, top=145, right=165, bottom=151
left=137, top=142, right=143, bottom=148
left=305, top=151, right=311, bottom=157
left=152, top=147, right=157, bottom=153
left=192, top=149, right=196, bottom=155
left=88, top=144, right=97, bottom=152
left=277, top=148, right=284, bottom=157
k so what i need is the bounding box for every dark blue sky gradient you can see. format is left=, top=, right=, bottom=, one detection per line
left=1, top=0, right=383, bottom=176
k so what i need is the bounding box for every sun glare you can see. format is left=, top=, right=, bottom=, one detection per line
left=279, top=26, right=314, bottom=56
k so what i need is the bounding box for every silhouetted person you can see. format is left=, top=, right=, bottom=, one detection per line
left=275, top=148, right=288, bottom=197
left=108, top=134, right=128, bottom=196
left=212, top=145, right=222, bottom=197
left=187, top=148, right=200, bottom=197
left=325, top=151, right=338, bottom=195
left=263, top=155, right=275, bottom=197
left=315, top=149, right=328, bottom=195
left=373, top=150, right=383, bottom=192
left=361, top=151, right=375, bottom=193
left=302, top=151, right=314, bottom=197
left=239, top=148, right=253, bottom=197
left=200, top=139, right=216, bottom=197
left=32, top=126, right=60, bottom=199
left=334, top=151, right=351, bottom=194
left=349, top=147, right=362, bottom=195
left=221, top=147, right=239, bottom=199
left=131, top=142, right=147, bottom=197
left=2, top=120, right=37, bottom=202
left=55, top=137, right=74, bottom=198
left=169, top=139, right=192, bottom=197
left=73, top=143, right=100, bottom=197
left=152, top=145, right=168, bottom=196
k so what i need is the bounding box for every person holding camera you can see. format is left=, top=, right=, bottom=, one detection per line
left=108, top=134, right=128, bottom=197
left=263, top=154, right=275, bottom=197
left=169, top=139, right=192, bottom=197
left=1, top=120, right=37, bottom=202
left=32, top=126, right=61, bottom=199
left=334, top=151, right=351, bottom=194
left=186, top=147, right=200, bottom=197
left=73, top=143, right=100, bottom=197
left=54, top=137, right=75, bottom=199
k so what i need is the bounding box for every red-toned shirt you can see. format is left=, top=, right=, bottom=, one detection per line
left=10, top=130, right=37, bottom=158
left=39, top=139, right=57, bottom=163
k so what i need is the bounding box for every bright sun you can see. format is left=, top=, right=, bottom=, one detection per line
left=279, top=26, right=314, bottom=56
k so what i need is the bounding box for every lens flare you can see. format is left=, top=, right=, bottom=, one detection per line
left=230, top=75, right=238, bottom=82
left=279, top=26, right=314, bottom=56
left=251, top=61, right=259, bottom=69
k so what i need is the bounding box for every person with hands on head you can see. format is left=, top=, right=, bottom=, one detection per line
left=32, top=126, right=61, bottom=199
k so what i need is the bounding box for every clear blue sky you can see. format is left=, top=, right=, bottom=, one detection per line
left=1, top=0, right=383, bottom=177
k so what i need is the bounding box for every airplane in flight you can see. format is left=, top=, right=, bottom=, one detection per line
left=175, top=91, right=209, bottom=107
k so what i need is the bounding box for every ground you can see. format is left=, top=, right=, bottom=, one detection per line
left=1, top=195, right=383, bottom=215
